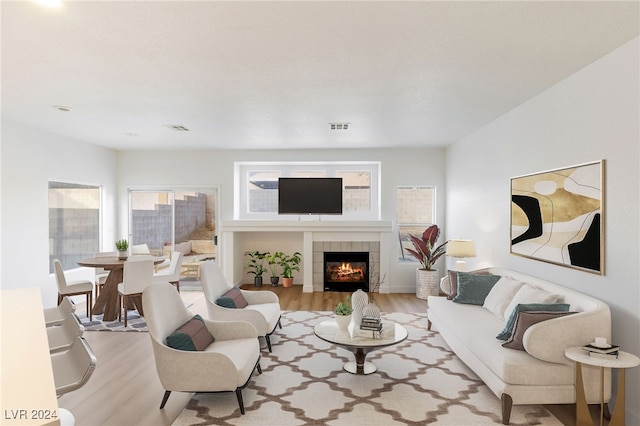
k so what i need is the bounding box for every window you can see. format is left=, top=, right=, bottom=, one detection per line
left=129, top=189, right=217, bottom=258
left=236, top=162, right=380, bottom=220
left=48, top=181, right=101, bottom=272
left=396, top=186, right=436, bottom=261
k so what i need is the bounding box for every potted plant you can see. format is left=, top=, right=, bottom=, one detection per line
left=115, top=239, right=129, bottom=260
left=266, top=251, right=283, bottom=286
left=405, top=224, right=448, bottom=300
left=334, top=296, right=353, bottom=330
left=244, top=250, right=268, bottom=287
left=279, top=251, right=302, bottom=288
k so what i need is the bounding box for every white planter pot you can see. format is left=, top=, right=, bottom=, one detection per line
left=335, top=314, right=352, bottom=330
left=416, top=269, right=440, bottom=300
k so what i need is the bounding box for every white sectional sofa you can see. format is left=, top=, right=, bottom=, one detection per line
left=427, top=267, right=612, bottom=424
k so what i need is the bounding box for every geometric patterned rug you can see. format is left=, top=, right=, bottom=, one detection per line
left=76, top=301, right=195, bottom=332
left=172, top=311, right=562, bottom=425
left=76, top=310, right=148, bottom=332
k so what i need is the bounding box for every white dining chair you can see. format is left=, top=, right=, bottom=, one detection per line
left=152, top=251, right=183, bottom=292
left=47, top=313, right=85, bottom=353
left=50, top=336, right=97, bottom=397
left=44, top=296, right=76, bottom=327
left=117, top=258, right=154, bottom=327
left=54, top=259, right=94, bottom=321
left=93, top=251, right=116, bottom=298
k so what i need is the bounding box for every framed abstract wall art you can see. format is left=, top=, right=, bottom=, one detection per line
left=510, top=160, right=604, bottom=275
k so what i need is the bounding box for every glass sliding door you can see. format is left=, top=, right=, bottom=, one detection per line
left=129, top=188, right=218, bottom=260
left=129, top=191, right=173, bottom=255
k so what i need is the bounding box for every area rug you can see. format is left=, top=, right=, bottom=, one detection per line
left=172, top=311, right=562, bottom=426
left=76, top=311, right=148, bottom=332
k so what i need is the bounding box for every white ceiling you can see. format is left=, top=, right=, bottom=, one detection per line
left=2, top=1, right=638, bottom=151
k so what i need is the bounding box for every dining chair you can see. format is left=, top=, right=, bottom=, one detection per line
left=50, top=336, right=97, bottom=397
left=117, top=258, right=154, bottom=327
left=44, top=296, right=76, bottom=327
left=142, top=282, right=261, bottom=414
left=93, top=251, right=116, bottom=298
left=47, top=312, right=85, bottom=353
left=152, top=251, right=183, bottom=292
left=54, top=259, right=94, bottom=321
left=132, top=243, right=170, bottom=270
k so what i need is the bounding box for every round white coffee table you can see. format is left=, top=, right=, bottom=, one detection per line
left=314, top=319, right=408, bottom=375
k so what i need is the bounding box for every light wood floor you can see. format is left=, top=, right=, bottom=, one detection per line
left=59, top=285, right=578, bottom=426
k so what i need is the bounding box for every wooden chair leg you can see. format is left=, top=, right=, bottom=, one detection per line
left=265, top=335, right=272, bottom=352
left=123, top=295, right=128, bottom=327
left=501, top=393, right=513, bottom=425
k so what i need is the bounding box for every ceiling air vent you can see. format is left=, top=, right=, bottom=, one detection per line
left=164, top=125, right=190, bottom=132
left=329, top=123, right=350, bottom=130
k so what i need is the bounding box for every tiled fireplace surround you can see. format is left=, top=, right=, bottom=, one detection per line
left=221, top=221, right=392, bottom=293
left=313, top=241, right=379, bottom=292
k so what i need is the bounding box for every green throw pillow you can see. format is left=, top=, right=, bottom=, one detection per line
left=452, top=272, right=501, bottom=305
left=215, top=296, right=237, bottom=308
left=496, top=303, right=570, bottom=341
left=215, top=286, right=248, bottom=309
left=166, top=314, right=214, bottom=351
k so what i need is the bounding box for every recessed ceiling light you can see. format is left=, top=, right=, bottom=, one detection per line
left=53, top=105, right=72, bottom=112
left=329, top=123, right=350, bottom=130
left=164, top=125, right=190, bottom=132
left=125, top=132, right=139, bottom=137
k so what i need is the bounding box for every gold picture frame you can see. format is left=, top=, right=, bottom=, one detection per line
left=510, top=160, right=604, bottom=275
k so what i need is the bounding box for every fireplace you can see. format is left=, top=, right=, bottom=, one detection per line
left=324, top=251, right=369, bottom=292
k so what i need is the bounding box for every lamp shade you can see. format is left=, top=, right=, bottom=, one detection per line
left=446, top=240, right=476, bottom=258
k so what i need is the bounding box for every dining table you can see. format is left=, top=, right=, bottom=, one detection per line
left=77, top=256, right=165, bottom=321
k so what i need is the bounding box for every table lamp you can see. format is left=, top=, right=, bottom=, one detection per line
left=446, top=239, right=476, bottom=271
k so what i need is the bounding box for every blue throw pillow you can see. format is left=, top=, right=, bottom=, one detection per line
left=497, top=303, right=571, bottom=341
left=452, top=272, right=501, bottom=305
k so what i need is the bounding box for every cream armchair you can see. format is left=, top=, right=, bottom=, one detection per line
left=142, top=282, right=261, bottom=414
left=200, top=261, right=282, bottom=352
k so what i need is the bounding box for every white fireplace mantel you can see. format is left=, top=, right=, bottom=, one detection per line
left=221, top=220, right=393, bottom=293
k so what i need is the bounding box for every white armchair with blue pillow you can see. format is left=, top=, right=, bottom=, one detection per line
left=200, top=261, right=282, bottom=352
left=142, top=282, right=261, bottom=414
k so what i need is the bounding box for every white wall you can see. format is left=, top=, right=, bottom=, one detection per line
left=445, top=37, right=640, bottom=423
left=1, top=121, right=118, bottom=307
left=117, top=147, right=446, bottom=291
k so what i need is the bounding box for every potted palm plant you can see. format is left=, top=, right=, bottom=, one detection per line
left=405, top=225, right=448, bottom=300
left=279, top=251, right=302, bottom=288
left=266, top=251, right=283, bottom=286
left=244, top=250, right=268, bottom=287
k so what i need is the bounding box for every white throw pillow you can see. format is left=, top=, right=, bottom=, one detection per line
left=482, top=277, right=525, bottom=319
left=502, top=284, right=560, bottom=320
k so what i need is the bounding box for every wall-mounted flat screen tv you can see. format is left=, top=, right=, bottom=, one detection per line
left=278, top=177, right=343, bottom=215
